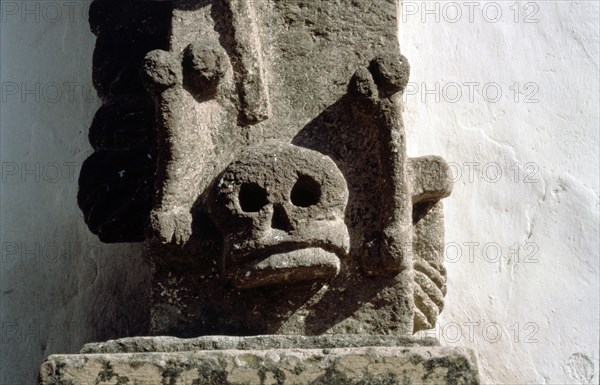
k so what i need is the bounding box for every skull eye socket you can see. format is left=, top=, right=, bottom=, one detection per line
left=291, top=175, right=321, bottom=207
left=239, top=183, right=268, bottom=212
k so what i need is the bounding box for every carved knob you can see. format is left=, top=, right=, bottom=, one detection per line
left=368, top=53, right=411, bottom=98
left=182, top=41, right=228, bottom=96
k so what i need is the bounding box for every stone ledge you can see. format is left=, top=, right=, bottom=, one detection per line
left=39, top=344, right=480, bottom=385
left=80, top=335, right=440, bottom=354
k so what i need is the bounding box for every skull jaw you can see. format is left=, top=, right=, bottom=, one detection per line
left=231, top=247, right=341, bottom=289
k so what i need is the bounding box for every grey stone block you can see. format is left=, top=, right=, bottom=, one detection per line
left=78, top=0, right=456, bottom=341
left=40, top=337, right=480, bottom=385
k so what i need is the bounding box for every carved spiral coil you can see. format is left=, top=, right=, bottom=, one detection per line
left=412, top=201, right=448, bottom=332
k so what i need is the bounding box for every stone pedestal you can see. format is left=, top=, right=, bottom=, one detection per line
left=39, top=336, right=480, bottom=385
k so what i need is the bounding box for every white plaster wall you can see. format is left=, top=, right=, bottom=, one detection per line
left=0, top=1, right=151, bottom=383
left=400, top=1, right=599, bottom=384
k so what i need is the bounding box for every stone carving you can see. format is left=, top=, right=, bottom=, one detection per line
left=37, top=1, right=487, bottom=383
left=77, top=1, right=172, bottom=242
left=78, top=0, right=454, bottom=336
left=207, top=141, right=350, bottom=289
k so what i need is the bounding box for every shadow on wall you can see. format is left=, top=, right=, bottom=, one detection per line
left=0, top=0, right=153, bottom=383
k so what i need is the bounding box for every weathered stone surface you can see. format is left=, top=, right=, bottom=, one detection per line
left=207, top=141, right=350, bottom=289
left=80, top=335, right=440, bottom=354
left=40, top=344, right=480, bottom=385
left=78, top=0, right=454, bottom=337
left=78, top=0, right=173, bottom=242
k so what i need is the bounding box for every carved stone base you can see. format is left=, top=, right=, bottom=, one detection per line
left=39, top=336, right=481, bottom=385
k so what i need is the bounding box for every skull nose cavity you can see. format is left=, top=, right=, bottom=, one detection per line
left=291, top=175, right=321, bottom=208
left=271, top=204, right=293, bottom=232
left=239, top=182, right=268, bottom=212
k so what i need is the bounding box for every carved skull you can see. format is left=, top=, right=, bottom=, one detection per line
left=207, top=141, right=349, bottom=289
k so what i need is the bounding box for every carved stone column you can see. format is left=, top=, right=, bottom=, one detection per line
left=40, top=0, right=481, bottom=383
